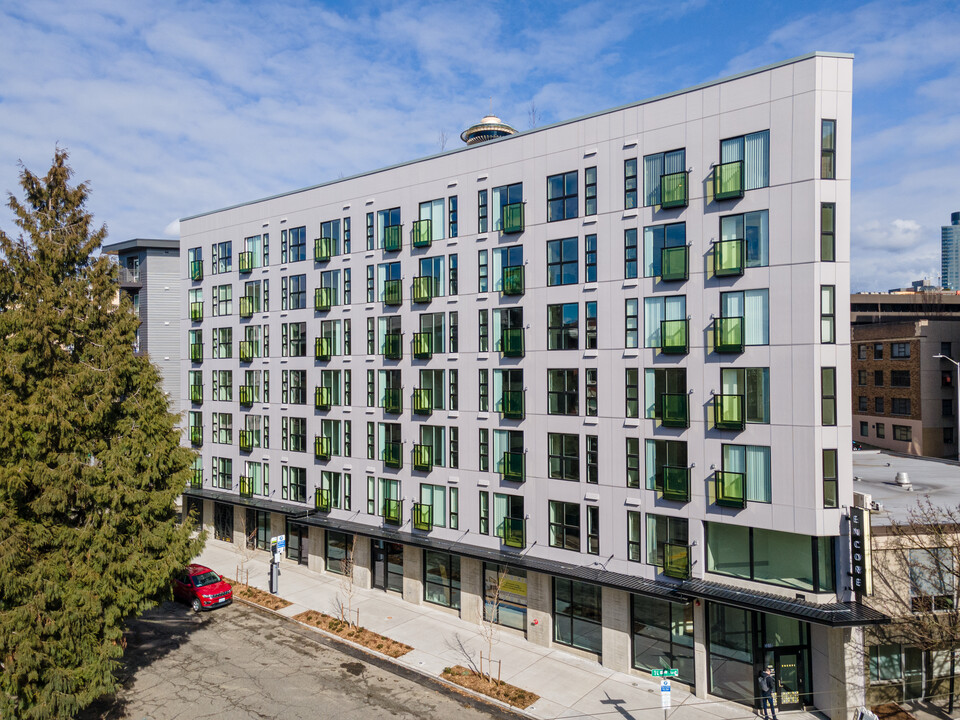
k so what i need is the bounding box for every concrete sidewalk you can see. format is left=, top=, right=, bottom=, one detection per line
left=197, top=540, right=819, bottom=720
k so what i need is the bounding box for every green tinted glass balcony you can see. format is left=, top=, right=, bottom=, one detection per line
left=413, top=388, right=433, bottom=415
left=502, top=327, right=525, bottom=358
left=383, top=224, right=402, bottom=252
left=190, top=343, right=203, bottom=361
left=314, top=435, right=332, bottom=460
left=662, top=466, right=691, bottom=502
left=315, top=337, right=332, bottom=361
left=315, top=286, right=334, bottom=311
left=501, top=390, right=525, bottom=420
left=714, top=394, right=744, bottom=431
left=382, top=441, right=403, bottom=468
left=382, top=387, right=403, bottom=414
left=502, top=202, right=525, bottom=233
left=383, top=332, right=402, bottom=360
left=714, top=239, right=744, bottom=277
left=660, top=320, right=688, bottom=355
left=413, top=502, right=433, bottom=531
left=502, top=517, right=525, bottom=548
left=190, top=260, right=203, bottom=281
left=190, top=302, right=203, bottom=321
left=238, top=251, right=254, bottom=274
left=660, top=393, right=689, bottom=428
left=413, top=332, right=433, bottom=359
left=412, top=219, right=432, bottom=248
left=190, top=425, right=203, bottom=446
left=239, top=340, right=255, bottom=362
left=239, top=295, right=255, bottom=318
left=315, top=488, right=332, bottom=512
left=714, top=160, right=744, bottom=200
left=502, top=452, right=525, bottom=482
left=715, top=317, right=743, bottom=353
left=502, top=265, right=525, bottom=296
left=238, top=430, right=253, bottom=452
left=660, top=246, right=688, bottom=281
left=383, top=279, right=402, bottom=306
left=239, top=385, right=254, bottom=407
left=239, top=475, right=253, bottom=498
left=716, top=470, right=746, bottom=508
left=660, top=171, right=688, bottom=209
left=190, top=468, right=203, bottom=489
left=189, top=384, right=203, bottom=404
left=663, top=543, right=691, bottom=579
left=413, top=276, right=435, bottom=303
left=315, top=236, right=335, bottom=262
left=315, top=385, right=332, bottom=410
left=383, top=498, right=402, bottom=525
left=413, top=444, right=433, bottom=471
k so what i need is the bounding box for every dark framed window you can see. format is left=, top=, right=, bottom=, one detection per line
left=548, top=433, right=579, bottom=481
left=624, top=158, right=638, bottom=209
left=823, top=449, right=838, bottom=509
left=892, top=342, right=911, bottom=358
left=858, top=396, right=867, bottom=412
left=859, top=421, right=868, bottom=436
left=857, top=370, right=867, bottom=386
left=448, top=195, right=458, bottom=237
left=553, top=578, right=601, bottom=654
left=874, top=343, right=883, bottom=360
left=586, top=436, right=598, bottom=485
left=646, top=514, right=687, bottom=567
left=875, top=397, right=884, bottom=413
left=479, top=309, right=488, bottom=352
left=821, top=119, right=836, bottom=179
left=821, top=285, right=835, bottom=343
left=626, top=438, right=640, bottom=489
left=893, top=425, right=911, bottom=441
left=891, top=370, right=911, bottom=387
left=423, top=550, right=460, bottom=610
left=631, top=595, right=694, bottom=686
left=585, top=234, right=597, bottom=283
left=325, top=530, right=350, bottom=576
left=548, top=303, right=578, bottom=350
left=891, top=398, right=911, bottom=416
left=478, top=189, right=488, bottom=234
left=943, top=399, right=953, bottom=418
left=821, top=203, right=835, bottom=261
left=625, top=368, right=639, bottom=418
left=479, top=428, right=489, bottom=472
left=548, top=501, right=580, bottom=550
left=943, top=370, right=953, bottom=388
left=547, top=237, right=578, bottom=285
left=625, top=298, right=638, bottom=349
left=624, top=228, right=638, bottom=279
left=366, top=212, right=374, bottom=251
left=876, top=423, right=885, bottom=439
left=585, top=368, right=598, bottom=417
left=874, top=370, right=884, bottom=386
left=547, top=170, right=578, bottom=222
left=586, top=505, right=599, bottom=553
left=548, top=369, right=578, bottom=415
left=283, top=226, right=307, bottom=263
left=479, top=369, right=488, bottom=412
left=478, top=249, right=488, bottom=292
left=821, top=367, right=836, bottom=426
left=585, top=301, right=597, bottom=350
left=858, top=344, right=867, bottom=360
left=584, top=166, right=597, bottom=216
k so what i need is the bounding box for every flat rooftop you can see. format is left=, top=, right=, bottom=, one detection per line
left=852, top=449, right=960, bottom=525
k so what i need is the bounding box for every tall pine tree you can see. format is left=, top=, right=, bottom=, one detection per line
left=0, top=150, right=203, bottom=719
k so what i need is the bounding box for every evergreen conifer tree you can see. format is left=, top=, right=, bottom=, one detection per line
left=0, top=150, right=203, bottom=719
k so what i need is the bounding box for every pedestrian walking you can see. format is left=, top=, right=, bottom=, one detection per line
left=758, top=665, right=778, bottom=719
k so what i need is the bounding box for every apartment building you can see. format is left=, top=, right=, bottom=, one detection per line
left=180, top=52, right=883, bottom=716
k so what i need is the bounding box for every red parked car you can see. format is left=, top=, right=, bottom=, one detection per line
left=172, top=564, right=233, bottom=612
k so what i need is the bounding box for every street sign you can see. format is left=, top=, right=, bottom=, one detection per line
left=660, top=679, right=671, bottom=709
left=652, top=669, right=679, bottom=678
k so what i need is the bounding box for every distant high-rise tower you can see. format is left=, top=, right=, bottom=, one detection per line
left=460, top=114, right=517, bottom=145
left=942, top=211, right=960, bottom=290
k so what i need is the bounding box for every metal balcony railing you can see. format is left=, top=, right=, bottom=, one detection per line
left=714, top=316, right=744, bottom=353
left=660, top=393, right=689, bottom=428
left=660, top=171, right=688, bottom=209
left=502, top=202, right=524, bottom=234
left=716, top=470, right=746, bottom=509
left=714, top=394, right=745, bottom=431
left=412, top=219, right=432, bottom=248
left=714, top=160, right=744, bottom=200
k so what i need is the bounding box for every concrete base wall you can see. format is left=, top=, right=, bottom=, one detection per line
left=402, top=545, right=422, bottom=606
left=693, top=601, right=708, bottom=699
left=232, top=505, right=247, bottom=547
left=202, top=499, right=213, bottom=537
left=525, top=571, right=552, bottom=649
left=601, top=587, right=630, bottom=672
left=308, top=527, right=325, bottom=573
left=352, top=534, right=372, bottom=589
left=811, top=624, right=863, bottom=720
left=460, top=557, right=483, bottom=625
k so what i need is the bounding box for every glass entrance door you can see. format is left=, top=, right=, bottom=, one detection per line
left=372, top=540, right=386, bottom=590
left=286, top=521, right=308, bottom=565
left=774, top=650, right=804, bottom=711
left=903, top=647, right=925, bottom=700
left=372, top=540, right=403, bottom=592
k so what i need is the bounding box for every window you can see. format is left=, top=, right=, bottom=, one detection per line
left=943, top=342, right=953, bottom=357
left=643, top=222, right=686, bottom=277
left=893, top=425, right=912, bottom=441
left=584, top=234, right=597, bottom=283
left=478, top=309, right=488, bottom=352
left=343, top=217, right=350, bottom=254
left=625, top=368, right=639, bottom=418
left=420, top=484, right=448, bottom=528
left=858, top=370, right=867, bottom=386
left=366, top=212, right=374, bottom=251
left=479, top=491, right=489, bottom=534
left=213, top=240, right=232, bottom=274
left=419, top=312, right=445, bottom=354
left=624, top=158, right=638, bottom=209
left=859, top=421, right=868, bottom=436
left=584, top=166, right=597, bottom=216
left=553, top=578, right=602, bottom=654
left=943, top=370, right=954, bottom=388
left=490, top=245, right=523, bottom=293
left=479, top=369, right=488, bottom=412
left=626, top=438, right=640, bottom=489
left=548, top=501, right=580, bottom=550
left=858, top=344, right=867, bottom=360
left=212, top=284, right=232, bottom=316
left=823, top=449, right=838, bottom=508
left=644, top=368, right=686, bottom=420
left=720, top=289, right=769, bottom=345
left=586, top=505, right=599, bottom=553
left=909, top=548, right=954, bottom=611
left=281, top=274, right=307, bottom=310
left=478, top=250, right=488, bottom=292
left=448, top=196, right=458, bottom=237
left=875, top=370, right=884, bottom=386
left=645, top=439, right=687, bottom=492
left=944, top=399, right=953, bottom=417
left=585, top=368, right=598, bottom=417
left=324, top=530, right=350, bottom=575
left=946, top=427, right=955, bottom=444
left=720, top=131, right=770, bottom=190
left=213, top=327, right=232, bottom=359
left=418, top=369, right=445, bottom=411
left=547, top=237, right=577, bottom=285
left=646, top=514, right=687, bottom=567
left=548, top=369, right=578, bottom=415
left=478, top=189, right=488, bottom=234
left=821, top=286, right=835, bottom=343
left=547, top=170, right=578, bottom=222
left=282, top=417, right=307, bottom=453
left=484, top=563, right=526, bottom=630
left=548, top=433, right=579, bottom=481
left=491, top=182, right=522, bottom=231
left=585, top=301, right=597, bottom=350
left=821, top=368, right=836, bottom=426
left=282, top=369, right=307, bottom=404
left=720, top=210, right=769, bottom=267
left=876, top=422, right=885, bottom=438
left=858, top=396, right=867, bottom=412
left=631, top=595, right=695, bottom=686
left=419, top=198, right=445, bottom=242
left=282, top=466, right=306, bottom=503
left=821, top=119, right=836, bottom=179
left=449, top=427, right=459, bottom=470
left=548, top=303, right=578, bottom=350
left=644, top=296, right=686, bottom=348
left=319, top=219, right=341, bottom=257
left=869, top=645, right=902, bottom=682
left=213, top=370, right=232, bottom=401
left=366, top=265, right=375, bottom=303
left=212, top=412, right=232, bottom=444
left=281, top=226, right=306, bottom=263
left=891, top=398, right=911, bottom=416
left=212, top=457, right=232, bottom=490
left=448, top=254, right=458, bottom=295
left=479, top=428, right=489, bottom=472
left=423, top=550, right=460, bottom=610
left=821, top=203, right=835, bottom=261
left=282, top=322, right=306, bottom=357
left=418, top=255, right=446, bottom=298
left=721, top=367, right=770, bottom=424
left=624, top=228, right=638, bottom=279
left=586, top=436, right=598, bottom=485
left=377, top=207, right=401, bottom=249
left=721, top=444, right=772, bottom=503
left=625, top=299, right=638, bottom=349
left=875, top=343, right=884, bottom=360
left=491, top=493, right=524, bottom=544
left=643, top=148, right=685, bottom=206
left=449, top=369, right=458, bottom=411
left=376, top=261, right=401, bottom=302
left=892, top=342, right=911, bottom=358
left=891, top=370, right=910, bottom=387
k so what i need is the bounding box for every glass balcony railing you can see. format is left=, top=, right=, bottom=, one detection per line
left=315, top=488, right=332, bottom=512
left=189, top=384, right=203, bottom=404
left=383, top=279, right=402, bottom=306
left=239, top=385, right=254, bottom=407
left=660, top=171, right=688, bottom=209
left=714, top=160, right=744, bottom=200
left=315, top=337, right=332, bottom=361
left=382, top=387, right=403, bottom=414
left=502, top=327, right=525, bottom=358
left=238, top=251, right=254, bottom=274
left=660, top=320, right=688, bottom=355
left=660, top=393, right=689, bottom=428
left=714, top=394, right=745, bottom=431
left=315, top=287, right=334, bottom=311
left=502, top=202, right=524, bottom=234
left=413, top=332, right=433, bottom=359
left=413, top=388, right=433, bottom=415
left=238, top=430, right=253, bottom=452
left=190, top=469, right=203, bottom=489
left=412, top=219, right=432, bottom=248
left=314, top=435, right=332, bottom=460
left=716, top=470, right=746, bottom=509
left=383, top=498, right=402, bottom=526
left=239, top=295, right=255, bottom=318
left=239, top=340, right=255, bottom=362
left=190, top=302, right=203, bottom=321
left=383, top=332, right=402, bottom=360
left=714, top=238, right=744, bottom=277
left=662, top=466, right=691, bottom=503
left=502, top=451, right=525, bottom=482
left=239, top=475, right=253, bottom=498
left=502, top=265, right=525, bottom=296
left=501, top=390, right=525, bottom=420
left=383, top=224, right=402, bottom=252
left=315, top=385, right=332, bottom=410
left=382, top=441, right=402, bottom=469
left=413, top=444, right=433, bottom=471
left=190, top=260, right=203, bottom=281
left=663, top=543, right=691, bottom=580
left=412, top=276, right=435, bottom=303
left=502, top=517, right=526, bottom=548
left=660, top=246, right=688, bottom=282
left=715, top=316, right=744, bottom=353
left=190, top=343, right=203, bottom=362
left=189, top=425, right=203, bottom=446
left=315, top=236, right=335, bottom=262
left=413, top=502, right=433, bottom=531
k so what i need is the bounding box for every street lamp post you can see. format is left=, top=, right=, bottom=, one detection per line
left=934, top=354, right=960, bottom=462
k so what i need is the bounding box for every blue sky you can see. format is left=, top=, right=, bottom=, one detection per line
left=0, top=0, right=957, bottom=291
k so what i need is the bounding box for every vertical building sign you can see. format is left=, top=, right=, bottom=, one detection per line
left=850, top=507, right=873, bottom=597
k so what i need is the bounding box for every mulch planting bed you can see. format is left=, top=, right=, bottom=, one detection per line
left=293, top=609, right=413, bottom=658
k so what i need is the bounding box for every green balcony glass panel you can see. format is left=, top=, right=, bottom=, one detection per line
left=239, top=430, right=253, bottom=452
left=190, top=343, right=203, bottom=362
left=714, top=316, right=744, bottom=353
left=714, top=394, right=744, bottom=431
left=315, top=337, right=332, bottom=361
left=501, top=390, right=525, bottom=420
left=502, top=327, right=525, bottom=358
left=189, top=425, right=203, bottom=446
left=413, top=444, right=433, bottom=471
left=660, top=171, right=688, bottom=209
left=413, top=388, right=433, bottom=415
left=383, top=332, right=403, bottom=360
left=382, top=387, right=403, bottom=414
left=502, top=517, right=525, bottom=548
left=413, top=503, right=433, bottom=531
left=315, top=385, right=332, bottom=410
left=315, top=236, right=334, bottom=262
left=315, top=286, right=334, bottom=311
left=239, top=475, right=253, bottom=498
left=716, top=470, right=746, bottom=508
left=502, top=202, right=525, bottom=233
left=663, top=543, right=691, bottom=579
left=382, top=441, right=403, bottom=469
left=660, top=320, right=688, bottom=355
left=383, top=224, right=402, bottom=252
left=714, top=160, right=744, bottom=200
left=189, top=384, right=203, bottom=404
left=412, top=276, right=435, bottom=303
left=412, top=219, right=432, bottom=248
left=190, top=469, right=202, bottom=489
left=239, top=295, right=255, bottom=318
left=714, top=239, right=744, bottom=277
left=238, top=251, right=254, bottom=274
left=239, top=385, right=254, bottom=407
left=190, top=260, right=203, bottom=281
left=502, top=265, right=525, bottom=296
left=660, top=246, right=688, bottom=281
left=239, top=340, right=255, bottom=362
left=502, top=452, right=525, bottom=482
left=314, top=435, right=332, bottom=460
left=383, top=498, right=402, bottom=526
left=383, top=279, right=402, bottom=306
left=660, top=393, right=689, bottom=428
left=413, top=332, right=433, bottom=359
left=662, top=466, right=691, bottom=503
left=190, top=302, right=203, bottom=321
left=315, top=489, right=332, bottom=512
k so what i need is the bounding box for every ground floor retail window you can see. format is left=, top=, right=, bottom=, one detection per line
left=483, top=563, right=527, bottom=631
left=214, top=502, right=233, bottom=542
left=244, top=509, right=270, bottom=550
left=868, top=643, right=959, bottom=703
left=631, top=595, right=694, bottom=686
left=325, top=530, right=351, bottom=575
left=553, top=578, right=602, bottom=655
left=424, top=550, right=460, bottom=610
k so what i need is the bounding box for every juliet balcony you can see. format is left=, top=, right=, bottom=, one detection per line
left=714, top=160, right=744, bottom=201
